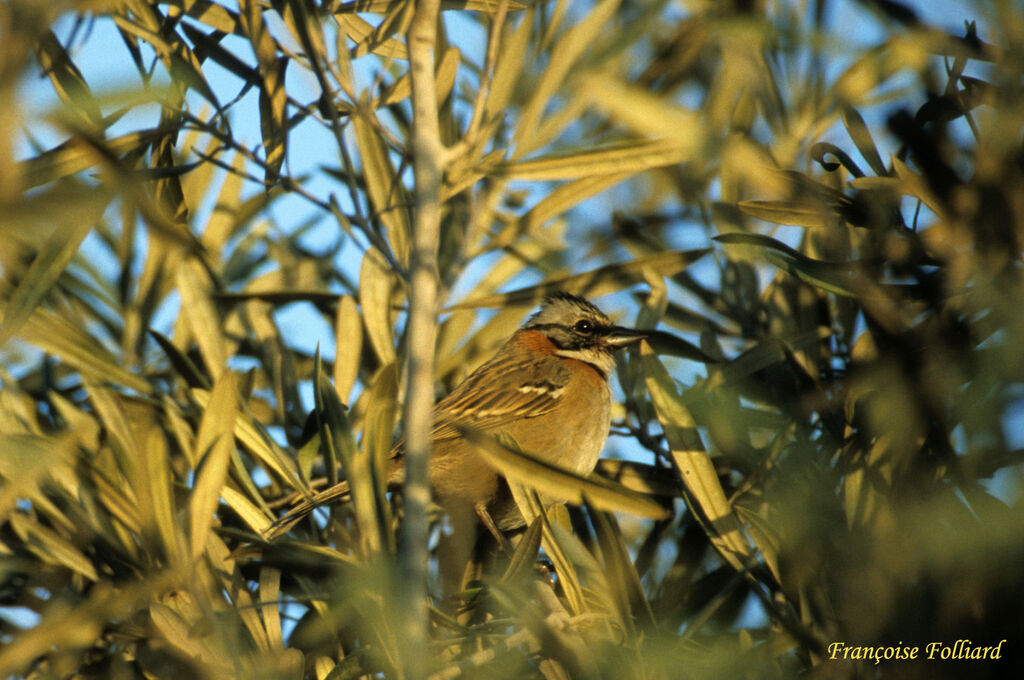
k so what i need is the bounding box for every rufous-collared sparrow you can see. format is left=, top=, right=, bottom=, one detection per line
left=269, top=292, right=644, bottom=543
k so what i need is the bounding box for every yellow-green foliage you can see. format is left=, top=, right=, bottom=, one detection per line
left=1, top=1, right=1023, bottom=678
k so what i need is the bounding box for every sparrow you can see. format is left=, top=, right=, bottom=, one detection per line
left=269, top=292, right=645, bottom=545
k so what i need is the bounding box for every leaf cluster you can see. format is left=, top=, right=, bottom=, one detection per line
left=2, top=0, right=1024, bottom=679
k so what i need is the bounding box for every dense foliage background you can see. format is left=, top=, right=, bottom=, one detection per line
left=1, top=0, right=1022, bottom=678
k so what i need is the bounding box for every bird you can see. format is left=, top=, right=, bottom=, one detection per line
left=268, top=292, right=645, bottom=548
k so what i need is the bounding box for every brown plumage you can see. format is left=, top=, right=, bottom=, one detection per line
left=268, top=292, right=644, bottom=541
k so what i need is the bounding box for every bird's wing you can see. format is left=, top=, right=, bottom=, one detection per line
left=428, top=349, right=570, bottom=443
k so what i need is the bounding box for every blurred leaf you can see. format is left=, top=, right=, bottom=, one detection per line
left=521, top=172, right=633, bottom=231
left=495, top=140, right=696, bottom=181
left=9, top=513, right=99, bottom=581
left=355, top=363, right=398, bottom=555
left=453, top=249, right=710, bottom=309
left=842, top=106, right=887, bottom=176
left=589, top=505, right=654, bottom=629
left=333, top=293, right=363, bottom=405
left=576, top=71, right=703, bottom=150
left=0, top=201, right=100, bottom=347
left=891, top=155, right=945, bottom=217
left=18, top=125, right=172, bottom=189
left=359, top=247, right=397, bottom=364
left=189, top=371, right=237, bottom=560
left=176, top=257, right=227, bottom=379
left=502, top=516, right=544, bottom=584
left=463, top=428, right=670, bottom=520
left=714, top=232, right=866, bottom=297
left=0, top=576, right=176, bottom=676
left=353, top=115, right=411, bottom=265
left=514, top=0, right=622, bottom=158
left=640, top=342, right=753, bottom=571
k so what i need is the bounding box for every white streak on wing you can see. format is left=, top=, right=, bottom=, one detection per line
left=517, top=384, right=565, bottom=399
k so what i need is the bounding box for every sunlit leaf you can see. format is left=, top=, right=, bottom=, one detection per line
left=640, top=343, right=753, bottom=571
left=495, top=140, right=695, bottom=181
left=0, top=201, right=101, bottom=347
left=452, top=250, right=710, bottom=309
left=189, top=371, right=237, bottom=560
left=352, top=114, right=411, bottom=265
left=464, top=429, right=670, bottom=520
left=842, top=106, right=887, bottom=176
left=715, top=232, right=867, bottom=297
left=176, top=257, right=227, bottom=379
left=359, top=247, right=397, bottom=364
left=513, top=0, right=622, bottom=158
left=333, top=294, right=363, bottom=404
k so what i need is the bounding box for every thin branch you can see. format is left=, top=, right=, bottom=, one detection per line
left=401, top=0, right=446, bottom=676
left=449, top=0, right=510, bottom=160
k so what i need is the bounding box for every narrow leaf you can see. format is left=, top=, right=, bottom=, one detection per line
left=176, top=257, right=227, bottom=379
left=464, top=429, right=670, bottom=520
left=189, top=372, right=237, bottom=560
left=359, top=247, right=397, bottom=364
left=495, top=140, right=693, bottom=181
left=452, top=250, right=710, bottom=309
left=843, top=106, right=887, bottom=176
left=0, top=206, right=100, bottom=347
left=640, top=343, right=753, bottom=571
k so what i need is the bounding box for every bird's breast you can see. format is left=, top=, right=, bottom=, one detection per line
left=510, top=358, right=611, bottom=475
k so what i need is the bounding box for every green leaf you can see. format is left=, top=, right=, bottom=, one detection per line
left=190, top=388, right=304, bottom=491
left=34, top=31, right=103, bottom=128
left=335, top=0, right=527, bottom=13
left=337, top=13, right=408, bottom=61
left=463, top=428, right=670, bottom=520
left=19, top=126, right=173, bottom=189
left=736, top=199, right=832, bottom=228
left=842, top=106, right=887, bottom=176
left=0, top=199, right=102, bottom=347
left=9, top=513, right=99, bottom=581
left=640, top=342, right=753, bottom=572
left=714, top=232, right=867, bottom=297
left=452, top=250, right=710, bottom=309
left=175, top=257, right=228, bottom=379
left=495, top=140, right=694, bottom=181
left=355, top=363, right=398, bottom=555
left=353, top=114, right=411, bottom=265
left=513, top=0, right=622, bottom=158
left=168, top=0, right=242, bottom=35
left=333, top=294, right=363, bottom=405
left=221, top=486, right=272, bottom=535
left=189, top=371, right=237, bottom=560
left=359, top=247, right=397, bottom=364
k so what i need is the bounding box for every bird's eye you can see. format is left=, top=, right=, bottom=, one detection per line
left=573, top=319, right=594, bottom=334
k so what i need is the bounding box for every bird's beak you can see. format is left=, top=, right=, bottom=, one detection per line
left=603, top=326, right=646, bottom=349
